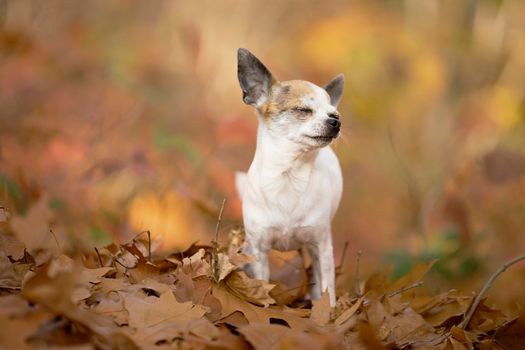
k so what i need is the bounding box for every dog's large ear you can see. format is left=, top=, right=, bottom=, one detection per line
left=324, top=74, right=345, bottom=106
left=237, top=48, right=274, bottom=108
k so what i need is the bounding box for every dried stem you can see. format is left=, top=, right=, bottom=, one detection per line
left=354, top=250, right=362, bottom=297
left=387, top=281, right=424, bottom=298
left=113, top=258, right=136, bottom=270
left=147, top=230, right=151, bottom=261
left=214, top=199, right=226, bottom=244
left=94, top=247, right=104, bottom=268
left=49, top=229, right=61, bottom=253
left=212, top=198, right=226, bottom=282
left=459, top=252, right=525, bottom=330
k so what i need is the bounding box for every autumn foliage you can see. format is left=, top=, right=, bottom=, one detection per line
left=2, top=213, right=525, bottom=349
left=2, top=0, right=525, bottom=349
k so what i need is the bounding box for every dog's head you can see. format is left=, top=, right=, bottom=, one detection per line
left=237, top=48, right=344, bottom=149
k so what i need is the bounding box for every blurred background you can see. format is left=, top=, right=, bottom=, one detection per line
left=1, top=0, right=525, bottom=310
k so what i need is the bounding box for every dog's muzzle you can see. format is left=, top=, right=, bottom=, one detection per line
left=325, top=116, right=341, bottom=133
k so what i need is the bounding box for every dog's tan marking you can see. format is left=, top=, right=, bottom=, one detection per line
left=264, top=80, right=317, bottom=118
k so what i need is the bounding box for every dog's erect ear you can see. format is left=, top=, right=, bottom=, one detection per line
left=324, top=74, right=345, bottom=106
left=237, top=48, right=274, bottom=107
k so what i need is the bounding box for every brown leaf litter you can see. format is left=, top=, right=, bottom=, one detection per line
left=1, top=215, right=525, bottom=349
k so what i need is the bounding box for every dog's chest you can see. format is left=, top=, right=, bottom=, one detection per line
left=243, top=165, right=332, bottom=250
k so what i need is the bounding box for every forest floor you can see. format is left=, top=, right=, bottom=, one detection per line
left=1, top=205, right=524, bottom=350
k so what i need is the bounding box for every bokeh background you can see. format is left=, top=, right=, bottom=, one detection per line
left=1, top=0, right=525, bottom=310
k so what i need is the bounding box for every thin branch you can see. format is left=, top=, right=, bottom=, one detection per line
left=354, top=250, right=362, bottom=297
left=212, top=199, right=226, bottom=282
left=214, top=199, right=226, bottom=244
left=459, top=252, right=525, bottom=330
left=113, top=258, right=137, bottom=270
left=49, top=229, right=61, bottom=253
left=387, top=281, right=424, bottom=298
left=94, top=247, right=104, bottom=268
left=147, top=230, right=151, bottom=261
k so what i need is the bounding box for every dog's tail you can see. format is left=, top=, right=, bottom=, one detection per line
left=235, top=171, right=247, bottom=201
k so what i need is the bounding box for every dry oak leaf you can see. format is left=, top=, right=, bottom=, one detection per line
left=310, top=291, right=331, bottom=326
left=9, top=195, right=54, bottom=254
left=0, top=309, right=53, bottom=350
left=94, top=292, right=128, bottom=326
left=224, top=270, right=275, bottom=307
left=22, top=264, right=136, bottom=348
left=123, top=289, right=208, bottom=328
left=420, top=291, right=473, bottom=327
left=365, top=299, right=439, bottom=346
left=126, top=317, right=220, bottom=348
left=212, top=283, right=313, bottom=330
left=493, top=313, right=525, bottom=349
left=385, top=259, right=437, bottom=296
left=216, top=252, right=237, bottom=281
left=335, top=295, right=365, bottom=326
left=182, top=248, right=211, bottom=277
left=0, top=230, right=25, bottom=260
left=0, top=252, right=30, bottom=289
left=238, top=323, right=342, bottom=350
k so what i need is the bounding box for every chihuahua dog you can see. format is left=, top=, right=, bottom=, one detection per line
left=235, top=48, right=343, bottom=306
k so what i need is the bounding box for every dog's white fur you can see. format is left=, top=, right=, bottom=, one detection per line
left=235, top=48, right=343, bottom=306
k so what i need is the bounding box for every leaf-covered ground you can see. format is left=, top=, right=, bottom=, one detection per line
left=1, top=207, right=524, bottom=350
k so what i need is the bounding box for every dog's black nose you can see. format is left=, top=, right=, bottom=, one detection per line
left=326, top=118, right=341, bottom=129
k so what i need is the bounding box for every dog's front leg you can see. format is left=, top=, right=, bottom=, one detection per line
left=243, top=239, right=270, bottom=281
left=308, top=233, right=336, bottom=306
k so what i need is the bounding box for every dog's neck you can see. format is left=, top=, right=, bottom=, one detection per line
left=251, top=116, right=319, bottom=183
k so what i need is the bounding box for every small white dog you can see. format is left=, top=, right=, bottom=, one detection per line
left=235, top=48, right=344, bottom=306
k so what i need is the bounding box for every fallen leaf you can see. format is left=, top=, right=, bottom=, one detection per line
left=182, top=248, right=211, bottom=277
left=0, top=252, right=30, bottom=289
left=493, top=314, right=525, bottom=349
left=9, top=196, right=54, bottom=255
left=216, top=252, right=237, bottom=281
left=124, top=289, right=208, bottom=328
left=386, top=260, right=437, bottom=295
left=224, top=270, right=275, bottom=307
left=310, top=292, right=331, bottom=326
left=212, top=283, right=313, bottom=330
left=0, top=230, right=25, bottom=260
left=335, top=296, right=365, bottom=326
left=237, top=323, right=294, bottom=350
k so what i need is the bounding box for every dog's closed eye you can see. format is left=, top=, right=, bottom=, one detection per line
left=293, top=106, right=313, bottom=114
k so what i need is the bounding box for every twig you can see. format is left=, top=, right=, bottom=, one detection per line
left=147, top=230, right=151, bottom=261
left=212, top=199, right=226, bottom=282
left=214, top=199, right=226, bottom=244
left=354, top=250, right=362, bottom=297
left=94, top=247, right=104, bottom=268
left=387, top=281, right=424, bottom=298
left=459, top=252, right=525, bottom=330
left=49, top=229, right=61, bottom=253
left=113, top=258, right=137, bottom=270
